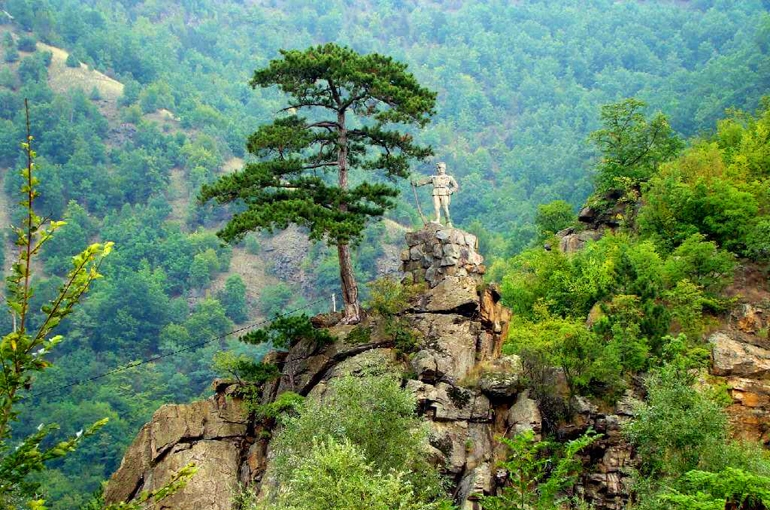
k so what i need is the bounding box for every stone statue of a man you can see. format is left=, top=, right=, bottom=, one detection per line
left=414, top=162, right=459, bottom=227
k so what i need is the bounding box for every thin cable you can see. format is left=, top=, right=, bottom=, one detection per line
left=31, top=297, right=327, bottom=398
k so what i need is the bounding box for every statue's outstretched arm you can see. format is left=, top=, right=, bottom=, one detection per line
left=412, top=176, right=432, bottom=186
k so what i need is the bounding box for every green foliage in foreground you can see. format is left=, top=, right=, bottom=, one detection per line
left=482, top=429, right=599, bottom=510
left=0, top=128, right=196, bottom=509
left=0, top=130, right=112, bottom=507
left=246, top=438, right=450, bottom=510
left=659, top=468, right=770, bottom=510
left=265, top=375, right=451, bottom=508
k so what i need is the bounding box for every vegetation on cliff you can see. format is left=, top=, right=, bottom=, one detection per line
left=494, top=99, right=770, bottom=507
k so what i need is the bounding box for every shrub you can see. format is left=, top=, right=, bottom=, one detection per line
left=65, top=53, right=80, bottom=68
left=506, top=312, right=624, bottom=401
left=744, top=218, right=770, bottom=262
left=268, top=375, right=449, bottom=505
left=662, top=234, right=735, bottom=295
left=255, top=438, right=449, bottom=510
left=366, top=277, right=423, bottom=354
left=625, top=364, right=729, bottom=478
left=259, top=283, right=293, bottom=318
left=17, top=35, right=36, bottom=52
left=3, top=45, right=19, bottom=63
left=535, top=200, right=574, bottom=239
left=367, top=276, right=421, bottom=317
left=243, top=233, right=261, bottom=255
left=482, top=429, right=600, bottom=510
left=218, top=274, right=248, bottom=323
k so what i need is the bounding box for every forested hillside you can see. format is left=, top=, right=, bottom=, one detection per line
left=0, top=0, right=768, bottom=506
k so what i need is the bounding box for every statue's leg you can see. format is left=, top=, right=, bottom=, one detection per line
left=442, top=196, right=452, bottom=227
left=433, top=195, right=441, bottom=223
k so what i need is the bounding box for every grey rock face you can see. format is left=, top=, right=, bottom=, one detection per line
left=710, top=331, right=770, bottom=378
left=104, top=382, right=248, bottom=509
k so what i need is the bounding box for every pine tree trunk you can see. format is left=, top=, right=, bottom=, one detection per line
left=337, top=242, right=360, bottom=323
left=336, top=103, right=361, bottom=323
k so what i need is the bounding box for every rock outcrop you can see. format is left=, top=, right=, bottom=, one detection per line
left=104, top=383, right=249, bottom=510
left=709, top=309, right=770, bottom=445
left=105, top=224, right=638, bottom=509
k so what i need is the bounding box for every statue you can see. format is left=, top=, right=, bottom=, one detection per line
left=413, top=162, right=459, bottom=227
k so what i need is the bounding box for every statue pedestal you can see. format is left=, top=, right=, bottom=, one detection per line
left=400, top=223, right=485, bottom=289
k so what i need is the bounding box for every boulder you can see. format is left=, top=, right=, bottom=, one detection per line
left=725, top=377, right=770, bottom=443
left=456, top=463, right=493, bottom=509
left=408, top=380, right=491, bottom=422
left=710, top=332, right=770, bottom=378
left=558, top=229, right=603, bottom=254
left=506, top=390, right=542, bottom=439
left=418, top=276, right=480, bottom=314
left=104, top=384, right=248, bottom=509
left=476, top=355, right=523, bottom=399
left=733, top=303, right=766, bottom=339
left=410, top=313, right=481, bottom=384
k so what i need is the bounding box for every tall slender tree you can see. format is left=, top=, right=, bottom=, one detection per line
left=200, top=44, right=436, bottom=323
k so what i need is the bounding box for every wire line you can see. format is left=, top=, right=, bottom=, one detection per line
left=31, top=297, right=328, bottom=398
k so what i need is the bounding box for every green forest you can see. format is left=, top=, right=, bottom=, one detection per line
left=0, top=0, right=768, bottom=508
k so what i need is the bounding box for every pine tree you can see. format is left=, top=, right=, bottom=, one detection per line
left=200, top=44, right=436, bottom=323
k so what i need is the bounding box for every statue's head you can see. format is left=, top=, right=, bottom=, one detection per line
left=436, top=162, right=447, bottom=175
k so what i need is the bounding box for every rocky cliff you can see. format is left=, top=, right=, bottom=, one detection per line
left=104, top=224, right=768, bottom=509
left=709, top=300, right=770, bottom=445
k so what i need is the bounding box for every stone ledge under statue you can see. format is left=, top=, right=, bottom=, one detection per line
left=401, top=222, right=485, bottom=290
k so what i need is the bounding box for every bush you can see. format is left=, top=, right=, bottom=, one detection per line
left=744, top=218, right=770, bottom=262
left=625, top=365, right=729, bottom=478
left=482, top=429, right=600, bottom=510
left=17, top=35, right=36, bottom=52
left=662, top=234, right=735, bottom=295
left=3, top=45, right=19, bottom=63
left=65, top=53, right=80, bottom=68
left=506, top=313, right=624, bottom=400
left=243, top=233, right=260, bottom=255
left=218, top=274, right=248, bottom=323
left=366, top=277, right=423, bottom=354
left=38, top=50, right=52, bottom=66
left=535, top=199, right=574, bottom=239
left=259, top=283, right=293, bottom=318
left=627, top=360, right=770, bottom=509
left=366, top=276, right=422, bottom=317
left=253, top=438, right=449, bottom=510
left=268, top=375, right=449, bottom=505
